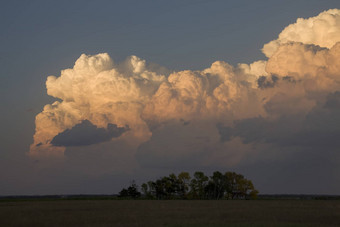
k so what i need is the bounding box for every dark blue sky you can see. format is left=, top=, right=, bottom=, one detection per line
left=1, top=0, right=340, bottom=195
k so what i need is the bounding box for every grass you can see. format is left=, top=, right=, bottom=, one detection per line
left=0, top=200, right=339, bottom=226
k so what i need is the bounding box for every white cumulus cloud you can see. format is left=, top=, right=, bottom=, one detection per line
left=30, top=8, right=340, bottom=170
left=262, top=9, right=340, bottom=57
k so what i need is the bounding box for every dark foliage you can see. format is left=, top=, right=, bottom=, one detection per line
left=118, top=182, right=141, bottom=199
left=122, top=171, right=258, bottom=200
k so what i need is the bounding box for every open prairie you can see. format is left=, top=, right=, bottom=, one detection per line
left=0, top=200, right=339, bottom=226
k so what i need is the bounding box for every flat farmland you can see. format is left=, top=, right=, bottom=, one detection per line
left=0, top=200, right=339, bottom=226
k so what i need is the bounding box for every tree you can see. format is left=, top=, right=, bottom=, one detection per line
left=224, top=172, right=238, bottom=199
left=162, top=175, right=176, bottom=199
left=147, top=181, right=157, bottom=198
left=205, top=171, right=226, bottom=199
left=190, top=171, right=208, bottom=199
left=236, top=178, right=258, bottom=199
left=224, top=172, right=258, bottom=199
left=141, top=183, right=148, bottom=196
left=118, top=181, right=141, bottom=199
left=141, top=183, right=154, bottom=199
left=177, top=172, right=191, bottom=199
left=248, top=188, right=259, bottom=200
left=127, top=182, right=141, bottom=198
left=135, top=170, right=258, bottom=200
left=118, top=188, right=129, bottom=197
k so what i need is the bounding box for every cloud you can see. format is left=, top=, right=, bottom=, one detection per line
left=25, top=8, right=340, bottom=193
left=29, top=54, right=165, bottom=156
left=262, top=9, right=340, bottom=57
left=218, top=90, right=340, bottom=148
left=29, top=53, right=267, bottom=156
left=257, top=75, right=279, bottom=89
left=30, top=7, right=340, bottom=182
left=51, top=120, right=127, bottom=147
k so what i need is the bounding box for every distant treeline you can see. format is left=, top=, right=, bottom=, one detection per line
left=258, top=194, right=340, bottom=200
left=1, top=194, right=340, bottom=202
left=119, top=171, right=259, bottom=200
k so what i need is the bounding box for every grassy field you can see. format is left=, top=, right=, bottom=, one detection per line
left=0, top=200, right=339, bottom=226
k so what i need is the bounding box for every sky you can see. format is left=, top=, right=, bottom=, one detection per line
left=1, top=0, right=340, bottom=195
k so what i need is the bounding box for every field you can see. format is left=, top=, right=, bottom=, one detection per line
left=0, top=199, right=339, bottom=226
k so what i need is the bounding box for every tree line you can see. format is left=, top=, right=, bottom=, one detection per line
left=119, top=171, right=258, bottom=200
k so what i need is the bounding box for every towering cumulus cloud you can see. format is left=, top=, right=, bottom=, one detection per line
left=30, top=54, right=165, bottom=156
left=30, top=8, right=340, bottom=173
left=262, top=9, right=340, bottom=57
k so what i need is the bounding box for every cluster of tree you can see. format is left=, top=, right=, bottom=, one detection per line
left=118, top=181, right=141, bottom=199
left=119, top=171, right=258, bottom=200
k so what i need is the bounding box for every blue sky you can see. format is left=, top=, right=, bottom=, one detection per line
left=1, top=0, right=340, bottom=195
